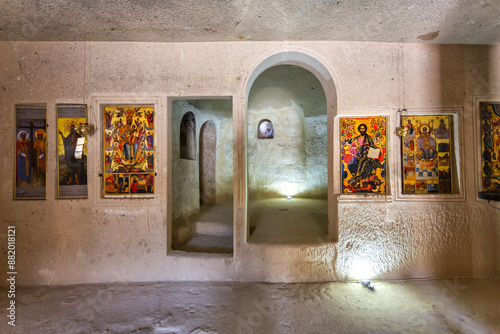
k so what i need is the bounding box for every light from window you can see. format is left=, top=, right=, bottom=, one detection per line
left=257, top=119, right=274, bottom=139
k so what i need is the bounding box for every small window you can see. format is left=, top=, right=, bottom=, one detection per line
left=257, top=119, right=274, bottom=139
left=180, top=111, right=196, bottom=160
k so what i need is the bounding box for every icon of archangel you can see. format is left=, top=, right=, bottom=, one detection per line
left=103, top=106, right=155, bottom=196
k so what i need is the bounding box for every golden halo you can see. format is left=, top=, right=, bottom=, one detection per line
left=417, top=123, right=432, bottom=135
left=35, top=129, right=46, bottom=139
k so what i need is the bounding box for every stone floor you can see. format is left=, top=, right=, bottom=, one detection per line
left=1, top=278, right=500, bottom=333
left=173, top=198, right=329, bottom=253
left=248, top=197, right=328, bottom=244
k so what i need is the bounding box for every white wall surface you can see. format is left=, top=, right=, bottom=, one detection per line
left=0, top=41, right=499, bottom=285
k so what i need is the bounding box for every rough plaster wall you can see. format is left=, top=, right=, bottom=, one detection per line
left=247, top=105, right=306, bottom=197
left=172, top=101, right=199, bottom=220
left=247, top=65, right=327, bottom=198
left=248, top=65, right=326, bottom=116
left=193, top=100, right=234, bottom=204
left=0, top=41, right=499, bottom=286
left=336, top=203, right=497, bottom=280
left=305, top=114, right=328, bottom=197
left=216, top=112, right=234, bottom=203
left=172, top=100, right=233, bottom=221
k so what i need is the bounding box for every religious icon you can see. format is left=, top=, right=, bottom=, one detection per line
left=480, top=102, right=500, bottom=194
left=340, top=117, right=387, bottom=194
left=57, top=104, right=88, bottom=198
left=15, top=105, right=46, bottom=199
left=103, top=106, right=155, bottom=196
left=401, top=115, right=453, bottom=194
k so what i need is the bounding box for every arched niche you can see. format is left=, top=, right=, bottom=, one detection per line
left=244, top=51, right=338, bottom=243
left=199, top=120, right=217, bottom=206
left=180, top=111, right=196, bottom=160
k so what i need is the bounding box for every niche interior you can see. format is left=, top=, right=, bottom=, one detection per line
left=171, top=99, right=233, bottom=254
left=247, top=65, right=330, bottom=244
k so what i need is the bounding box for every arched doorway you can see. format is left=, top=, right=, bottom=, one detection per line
left=199, top=121, right=216, bottom=206
left=244, top=51, right=338, bottom=244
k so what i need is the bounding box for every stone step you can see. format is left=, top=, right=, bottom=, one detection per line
left=172, top=203, right=234, bottom=253
left=194, top=221, right=233, bottom=237
left=176, top=234, right=233, bottom=254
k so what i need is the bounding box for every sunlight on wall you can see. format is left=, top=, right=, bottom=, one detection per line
left=248, top=102, right=328, bottom=198
left=347, top=258, right=377, bottom=280
left=276, top=181, right=300, bottom=196
left=339, top=237, right=398, bottom=281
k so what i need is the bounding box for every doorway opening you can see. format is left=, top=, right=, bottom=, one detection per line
left=246, top=58, right=336, bottom=244
left=171, top=99, right=233, bottom=254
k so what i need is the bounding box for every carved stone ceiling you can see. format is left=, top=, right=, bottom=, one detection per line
left=0, top=0, right=499, bottom=44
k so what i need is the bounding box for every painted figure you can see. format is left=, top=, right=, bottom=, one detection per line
left=146, top=109, right=154, bottom=128
left=105, top=110, right=113, bottom=129
left=416, top=126, right=436, bottom=162
left=59, top=124, right=82, bottom=184
left=16, top=130, right=31, bottom=182
left=404, top=140, right=414, bottom=151
left=407, top=119, right=415, bottom=136
left=146, top=175, right=153, bottom=193
left=434, top=118, right=450, bottom=139
left=105, top=154, right=111, bottom=171
left=105, top=177, right=118, bottom=193
left=33, top=129, right=46, bottom=178
left=131, top=177, right=138, bottom=193
left=147, top=152, right=154, bottom=170
left=133, top=120, right=146, bottom=159
left=347, top=124, right=383, bottom=185
left=147, top=132, right=153, bottom=149
left=122, top=176, right=129, bottom=193
left=114, top=109, right=146, bottom=162
left=105, top=132, right=113, bottom=148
